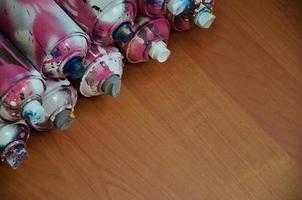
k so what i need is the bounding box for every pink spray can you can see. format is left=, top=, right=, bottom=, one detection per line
left=0, top=34, right=46, bottom=125
left=55, top=0, right=137, bottom=46
left=32, top=79, right=77, bottom=131
left=0, top=0, right=90, bottom=80
left=166, top=0, right=216, bottom=31
left=137, top=0, right=216, bottom=30
left=137, top=0, right=188, bottom=16
left=80, top=45, right=124, bottom=97
left=119, top=15, right=171, bottom=63
left=199, top=0, right=215, bottom=10
left=0, top=119, right=30, bottom=169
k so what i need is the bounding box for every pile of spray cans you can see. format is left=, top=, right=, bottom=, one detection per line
left=0, top=0, right=215, bottom=169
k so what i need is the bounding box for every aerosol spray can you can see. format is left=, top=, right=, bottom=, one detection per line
left=31, top=79, right=77, bottom=131
left=137, top=0, right=215, bottom=30
left=80, top=45, right=124, bottom=97
left=55, top=0, right=137, bottom=46
left=119, top=15, right=171, bottom=63
left=137, top=0, right=188, bottom=16
left=166, top=0, right=216, bottom=31
left=0, top=119, right=30, bottom=169
left=0, top=34, right=46, bottom=124
left=0, top=0, right=90, bottom=80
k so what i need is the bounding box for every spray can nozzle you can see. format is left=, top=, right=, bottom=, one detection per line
left=63, top=57, right=86, bottom=79
left=22, top=100, right=45, bottom=125
left=101, top=75, right=122, bottom=97
left=149, top=41, right=171, bottom=63
left=194, top=8, right=216, bottom=29
left=113, top=22, right=135, bottom=43
left=54, top=110, right=75, bottom=131
left=167, top=0, right=188, bottom=15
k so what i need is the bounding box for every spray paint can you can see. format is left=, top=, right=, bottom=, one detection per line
left=119, top=15, right=171, bottom=63
left=55, top=0, right=137, bottom=46
left=200, top=0, right=215, bottom=10
left=0, top=0, right=90, bottom=80
left=0, top=34, right=46, bottom=124
left=80, top=45, right=124, bottom=97
left=166, top=0, right=216, bottom=31
left=32, top=79, right=77, bottom=131
left=137, top=0, right=215, bottom=30
left=137, top=0, right=188, bottom=16
left=0, top=119, right=30, bottom=169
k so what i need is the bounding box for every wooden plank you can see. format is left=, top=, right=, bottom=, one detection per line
left=0, top=0, right=301, bottom=199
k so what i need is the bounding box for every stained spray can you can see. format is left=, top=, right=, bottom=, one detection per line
left=55, top=0, right=137, bottom=46
left=31, top=79, right=77, bottom=131
left=166, top=0, right=216, bottom=31
left=0, top=34, right=46, bottom=124
left=0, top=0, right=90, bottom=80
left=119, top=15, right=171, bottom=63
left=199, top=0, right=215, bottom=10
left=137, top=0, right=215, bottom=30
left=80, top=45, right=124, bottom=97
left=0, top=119, right=30, bottom=169
left=137, top=0, right=188, bottom=16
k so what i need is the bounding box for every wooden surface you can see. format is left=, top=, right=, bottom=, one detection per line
left=1, top=0, right=302, bottom=199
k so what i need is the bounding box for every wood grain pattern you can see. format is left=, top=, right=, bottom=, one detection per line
left=1, top=0, right=301, bottom=199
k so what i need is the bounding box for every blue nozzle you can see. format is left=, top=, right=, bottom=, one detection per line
left=63, top=57, right=86, bottom=79
left=113, top=22, right=135, bottom=43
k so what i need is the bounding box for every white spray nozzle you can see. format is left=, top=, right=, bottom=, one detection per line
left=22, top=100, right=45, bottom=125
left=167, top=0, right=187, bottom=15
left=149, top=41, right=171, bottom=63
left=195, top=9, right=216, bottom=29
